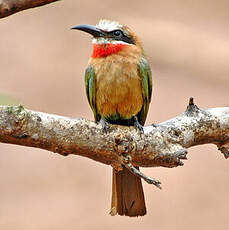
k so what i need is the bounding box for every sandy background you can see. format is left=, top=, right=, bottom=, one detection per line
left=0, top=0, right=228, bottom=229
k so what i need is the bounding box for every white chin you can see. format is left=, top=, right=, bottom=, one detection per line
left=92, top=37, right=129, bottom=45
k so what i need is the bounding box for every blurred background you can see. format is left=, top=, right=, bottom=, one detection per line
left=0, top=0, right=228, bottom=229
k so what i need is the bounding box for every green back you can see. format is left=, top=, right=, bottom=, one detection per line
left=85, top=66, right=100, bottom=122
left=137, top=57, right=152, bottom=125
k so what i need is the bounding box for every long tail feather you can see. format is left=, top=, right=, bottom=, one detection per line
left=110, top=166, right=146, bottom=217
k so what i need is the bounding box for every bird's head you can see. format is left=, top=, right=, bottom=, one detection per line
left=71, top=19, right=143, bottom=58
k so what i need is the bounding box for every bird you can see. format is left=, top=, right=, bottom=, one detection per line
left=71, top=19, right=152, bottom=217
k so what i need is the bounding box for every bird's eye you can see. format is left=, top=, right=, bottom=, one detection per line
left=113, top=30, right=122, bottom=37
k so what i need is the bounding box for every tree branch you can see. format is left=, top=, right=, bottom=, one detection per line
left=0, top=0, right=59, bottom=18
left=0, top=99, right=228, bottom=177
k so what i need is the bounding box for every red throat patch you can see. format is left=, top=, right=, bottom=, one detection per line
left=91, top=43, right=127, bottom=58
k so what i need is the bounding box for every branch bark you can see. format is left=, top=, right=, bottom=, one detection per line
left=0, top=0, right=59, bottom=18
left=0, top=100, right=228, bottom=175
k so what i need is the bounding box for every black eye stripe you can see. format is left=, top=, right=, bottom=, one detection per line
left=106, top=30, right=135, bottom=45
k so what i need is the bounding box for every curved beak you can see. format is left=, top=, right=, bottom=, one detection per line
left=70, top=24, right=105, bottom=37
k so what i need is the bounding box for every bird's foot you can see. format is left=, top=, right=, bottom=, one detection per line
left=134, top=116, right=144, bottom=134
left=151, top=123, right=157, bottom=128
left=100, top=118, right=110, bottom=133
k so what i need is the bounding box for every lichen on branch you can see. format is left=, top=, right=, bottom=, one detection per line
left=0, top=99, right=228, bottom=173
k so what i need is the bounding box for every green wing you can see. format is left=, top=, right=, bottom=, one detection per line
left=137, top=57, right=152, bottom=125
left=85, top=66, right=100, bottom=121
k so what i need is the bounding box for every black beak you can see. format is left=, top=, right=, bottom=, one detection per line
left=70, top=24, right=105, bottom=37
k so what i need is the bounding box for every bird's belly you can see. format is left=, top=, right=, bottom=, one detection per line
left=96, top=74, right=143, bottom=119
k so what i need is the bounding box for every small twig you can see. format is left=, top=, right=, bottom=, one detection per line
left=189, top=97, right=194, bottom=105
left=185, top=97, right=200, bottom=115
left=122, top=155, right=162, bottom=189
left=126, top=162, right=162, bottom=189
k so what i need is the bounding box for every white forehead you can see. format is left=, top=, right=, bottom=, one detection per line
left=96, top=19, right=122, bottom=32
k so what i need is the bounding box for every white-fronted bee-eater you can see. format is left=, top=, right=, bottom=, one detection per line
left=71, top=19, right=152, bottom=217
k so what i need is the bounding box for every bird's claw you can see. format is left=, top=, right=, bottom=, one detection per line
left=134, top=116, right=144, bottom=134
left=100, top=118, right=110, bottom=133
